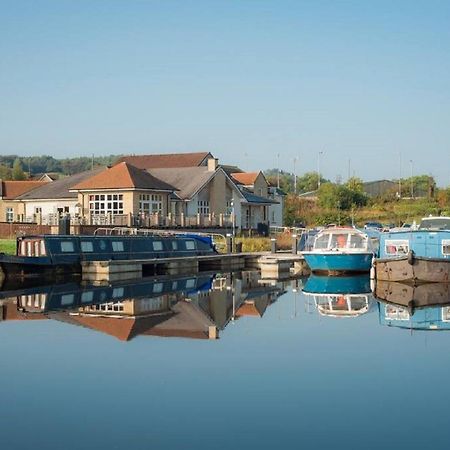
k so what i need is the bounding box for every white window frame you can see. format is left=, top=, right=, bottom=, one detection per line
left=385, top=304, right=410, bottom=321
left=139, top=194, right=163, bottom=214
left=197, top=200, right=210, bottom=215
left=384, top=239, right=410, bottom=256
left=442, top=239, right=450, bottom=256
left=89, top=194, right=124, bottom=216
left=5, top=207, right=14, bottom=223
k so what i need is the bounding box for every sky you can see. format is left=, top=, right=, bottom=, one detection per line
left=1, top=0, right=449, bottom=186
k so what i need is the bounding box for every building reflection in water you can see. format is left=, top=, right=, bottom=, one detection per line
left=302, top=274, right=374, bottom=318
left=0, top=271, right=286, bottom=341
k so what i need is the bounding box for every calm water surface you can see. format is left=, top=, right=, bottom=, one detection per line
left=1, top=271, right=449, bottom=450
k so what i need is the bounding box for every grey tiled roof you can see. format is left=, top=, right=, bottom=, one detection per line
left=16, top=168, right=104, bottom=200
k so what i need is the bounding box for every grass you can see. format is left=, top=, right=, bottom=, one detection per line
left=235, top=233, right=294, bottom=253
left=0, top=239, right=16, bottom=255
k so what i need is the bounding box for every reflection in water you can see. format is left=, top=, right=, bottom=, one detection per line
left=302, top=274, right=373, bottom=318
left=0, top=271, right=286, bottom=341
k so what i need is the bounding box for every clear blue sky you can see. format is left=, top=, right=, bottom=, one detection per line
left=1, top=0, right=449, bottom=185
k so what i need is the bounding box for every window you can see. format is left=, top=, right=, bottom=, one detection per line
left=112, top=288, right=124, bottom=298
left=186, top=278, right=195, bottom=289
left=81, top=291, right=94, bottom=303
left=139, top=194, right=162, bottom=214
left=315, top=234, right=330, bottom=249
left=153, top=283, right=163, bottom=293
left=87, top=302, right=124, bottom=313
left=5, top=207, right=13, bottom=222
left=442, top=240, right=450, bottom=256
left=349, top=234, right=365, bottom=249
left=61, top=294, right=75, bottom=306
left=89, top=194, right=123, bottom=216
left=442, top=306, right=450, bottom=322
left=60, top=241, right=75, bottom=252
left=226, top=200, right=233, bottom=215
left=186, top=240, right=196, bottom=250
left=385, top=239, right=409, bottom=256
left=34, top=207, right=42, bottom=214
left=171, top=241, right=178, bottom=250
left=81, top=241, right=94, bottom=252
left=198, top=200, right=210, bottom=215
left=152, top=241, right=163, bottom=251
left=385, top=304, right=410, bottom=321
left=112, top=241, right=124, bottom=252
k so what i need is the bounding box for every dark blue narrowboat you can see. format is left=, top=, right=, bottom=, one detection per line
left=0, top=234, right=217, bottom=279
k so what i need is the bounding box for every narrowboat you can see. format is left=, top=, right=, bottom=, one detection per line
left=301, top=227, right=377, bottom=274
left=373, top=216, right=450, bottom=283
left=302, top=274, right=373, bottom=318
left=378, top=302, right=450, bottom=331
left=0, top=233, right=217, bottom=279
left=373, top=280, right=450, bottom=310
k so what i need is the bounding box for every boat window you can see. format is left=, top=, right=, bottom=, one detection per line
left=81, top=291, right=94, bottom=303
left=315, top=234, right=330, bottom=249
left=419, top=218, right=450, bottom=230
left=442, top=240, right=450, bottom=256
left=112, top=287, right=124, bottom=298
left=81, top=241, right=94, bottom=252
left=60, top=241, right=75, bottom=252
left=442, top=306, right=450, bottom=322
left=172, top=281, right=178, bottom=290
left=349, top=234, right=365, bottom=249
left=186, top=240, right=196, bottom=250
left=153, top=282, right=163, bottom=293
left=385, top=240, right=409, bottom=256
left=330, top=234, right=348, bottom=249
left=153, top=241, right=163, bottom=251
left=98, top=240, right=107, bottom=251
left=385, top=304, right=410, bottom=321
left=186, top=278, right=195, bottom=289
left=171, top=241, right=178, bottom=250
left=61, top=294, right=75, bottom=306
left=112, top=241, right=124, bottom=252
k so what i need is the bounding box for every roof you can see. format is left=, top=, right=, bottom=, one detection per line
left=148, top=166, right=216, bottom=200
left=116, top=152, right=213, bottom=169
left=17, top=168, right=104, bottom=200
left=240, top=187, right=277, bottom=204
left=231, top=172, right=260, bottom=186
left=71, top=162, right=175, bottom=192
left=0, top=181, right=49, bottom=199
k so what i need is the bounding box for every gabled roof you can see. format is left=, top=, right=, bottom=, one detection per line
left=0, top=180, right=49, bottom=199
left=231, top=172, right=260, bottom=186
left=17, top=168, right=104, bottom=200
left=148, top=166, right=216, bottom=200
left=116, top=152, right=213, bottom=169
left=240, top=187, right=277, bottom=205
left=71, top=162, right=175, bottom=192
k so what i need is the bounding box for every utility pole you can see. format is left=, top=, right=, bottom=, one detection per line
left=410, top=159, right=414, bottom=198
left=317, top=151, right=324, bottom=190
left=398, top=152, right=402, bottom=198
left=277, top=153, right=280, bottom=189
left=293, top=156, right=298, bottom=194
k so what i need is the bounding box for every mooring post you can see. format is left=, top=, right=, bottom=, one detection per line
left=292, top=234, right=298, bottom=254
left=271, top=238, right=277, bottom=254
left=226, top=233, right=233, bottom=254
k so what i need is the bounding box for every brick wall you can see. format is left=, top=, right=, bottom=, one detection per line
left=0, top=222, right=52, bottom=239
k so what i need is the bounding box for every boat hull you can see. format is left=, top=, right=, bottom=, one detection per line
left=302, top=252, right=373, bottom=273
left=374, top=255, right=450, bottom=283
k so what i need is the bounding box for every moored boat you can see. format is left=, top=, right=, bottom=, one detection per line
left=301, top=227, right=376, bottom=274
left=0, top=233, right=217, bottom=279
left=373, top=216, right=450, bottom=283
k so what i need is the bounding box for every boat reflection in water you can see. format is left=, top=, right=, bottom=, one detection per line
left=302, top=274, right=373, bottom=318
left=0, top=271, right=285, bottom=341
left=374, top=281, right=450, bottom=331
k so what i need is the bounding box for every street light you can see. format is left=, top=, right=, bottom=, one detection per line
left=410, top=159, right=414, bottom=198
left=398, top=152, right=402, bottom=198
left=293, top=156, right=298, bottom=194
left=317, top=151, right=324, bottom=190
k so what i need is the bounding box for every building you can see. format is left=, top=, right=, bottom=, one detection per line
left=0, top=180, right=49, bottom=222
left=363, top=180, right=398, bottom=198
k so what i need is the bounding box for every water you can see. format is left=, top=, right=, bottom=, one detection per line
left=1, top=271, right=449, bottom=450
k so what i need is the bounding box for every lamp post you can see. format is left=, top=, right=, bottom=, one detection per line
left=277, top=153, right=280, bottom=189
left=410, top=159, right=414, bottom=198
left=398, top=152, right=402, bottom=198
left=293, top=156, right=298, bottom=194
left=317, top=151, right=324, bottom=190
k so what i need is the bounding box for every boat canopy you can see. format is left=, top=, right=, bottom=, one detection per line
left=313, top=228, right=369, bottom=252
left=418, top=216, right=450, bottom=231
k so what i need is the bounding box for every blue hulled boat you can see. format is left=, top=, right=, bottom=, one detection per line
left=374, top=216, right=450, bottom=283
left=301, top=227, right=377, bottom=274
left=0, top=233, right=216, bottom=279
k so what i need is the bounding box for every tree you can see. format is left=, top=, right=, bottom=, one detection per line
left=318, top=182, right=368, bottom=210
left=0, top=164, right=12, bottom=180
left=12, top=158, right=26, bottom=180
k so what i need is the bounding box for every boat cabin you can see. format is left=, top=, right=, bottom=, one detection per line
left=312, top=228, right=370, bottom=252
left=305, top=293, right=371, bottom=318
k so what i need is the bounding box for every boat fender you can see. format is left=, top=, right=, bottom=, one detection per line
left=407, top=300, right=415, bottom=316
left=407, top=250, right=415, bottom=266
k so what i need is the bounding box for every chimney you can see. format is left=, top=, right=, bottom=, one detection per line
left=207, top=158, right=219, bottom=171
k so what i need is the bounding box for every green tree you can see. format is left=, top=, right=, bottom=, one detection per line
left=12, top=158, right=26, bottom=180
left=0, top=164, right=12, bottom=180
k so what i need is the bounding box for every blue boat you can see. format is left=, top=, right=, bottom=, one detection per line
left=302, top=274, right=373, bottom=318
left=301, top=227, right=377, bottom=274
left=0, top=233, right=217, bottom=279
left=374, top=216, right=450, bottom=283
